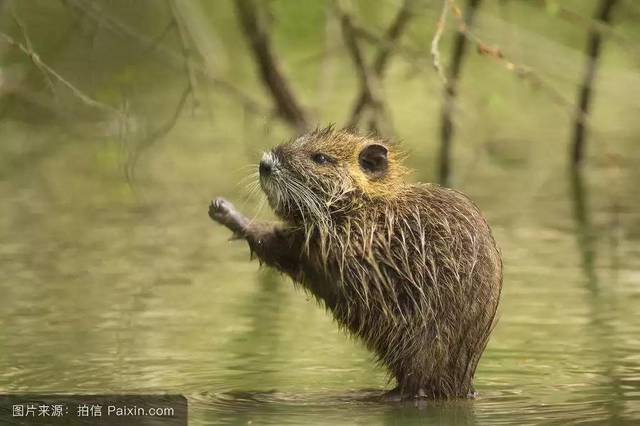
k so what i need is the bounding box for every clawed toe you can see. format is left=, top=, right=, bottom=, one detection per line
left=209, top=197, right=231, bottom=222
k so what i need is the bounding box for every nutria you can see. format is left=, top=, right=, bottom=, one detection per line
left=209, top=127, right=502, bottom=400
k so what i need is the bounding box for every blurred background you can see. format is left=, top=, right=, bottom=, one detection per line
left=1, top=0, right=639, bottom=425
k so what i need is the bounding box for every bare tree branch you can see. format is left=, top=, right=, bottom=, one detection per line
left=346, top=0, right=415, bottom=129
left=571, top=0, right=619, bottom=167
left=451, top=9, right=593, bottom=131
left=534, top=0, right=637, bottom=56
left=63, top=0, right=269, bottom=117
left=140, top=19, right=177, bottom=60
left=168, top=0, right=200, bottom=110
left=234, top=0, right=309, bottom=132
left=126, top=84, right=192, bottom=182
left=431, top=0, right=450, bottom=84
left=315, top=5, right=341, bottom=116
left=334, top=0, right=392, bottom=135
left=438, top=0, right=481, bottom=187
left=371, top=0, right=415, bottom=76
left=432, top=0, right=603, bottom=184
left=10, top=11, right=57, bottom=96
left=125, top=1, right=209, bottom=180
left=0, top=31, right=119, bottom=115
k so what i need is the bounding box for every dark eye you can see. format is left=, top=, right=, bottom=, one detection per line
left=312, top=153, right=331, bottom=165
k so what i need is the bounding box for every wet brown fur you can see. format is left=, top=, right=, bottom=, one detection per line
left=210, top=126, right=502, bottom=399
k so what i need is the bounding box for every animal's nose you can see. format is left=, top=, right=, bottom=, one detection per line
left=259, top=155, right=273, bottom=177
left=259, top=160, right=272, bottom=176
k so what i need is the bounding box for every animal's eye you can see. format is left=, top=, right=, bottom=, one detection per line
left=312, top=153, right=331, bottom=165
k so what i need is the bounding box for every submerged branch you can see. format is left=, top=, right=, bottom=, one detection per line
left=569, top=167, right=598, bottom=293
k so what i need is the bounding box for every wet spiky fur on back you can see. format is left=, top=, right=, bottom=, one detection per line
left=259, top=126, right=502, bottom=398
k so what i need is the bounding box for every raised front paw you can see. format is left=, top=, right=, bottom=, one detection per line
left=208, top=197, right=235, bottom=223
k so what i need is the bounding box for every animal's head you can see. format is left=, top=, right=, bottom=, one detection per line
left=258, top=126, right=407, bottom=225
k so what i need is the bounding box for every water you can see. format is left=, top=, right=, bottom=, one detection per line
left=1, top=118, right=639, bottom=425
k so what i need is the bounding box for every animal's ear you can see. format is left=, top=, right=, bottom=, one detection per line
left=358, top=144, right=388, bottom=177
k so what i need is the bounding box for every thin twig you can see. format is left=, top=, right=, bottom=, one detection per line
left=64, top=0, right=268, bottom=117
left=126, top=84, right=192, bottom=182
left=169, top=0, right=200, bottom=110
left=350, top=23, right=422, bottom=63
left=140, top=20, right=176, bottom=57
left=334, top=0, right=391, bottom=135
left=234, top=0, right=309, bottom=132
left=535, top=0, right=638, bottom=56
left=0, top=31, right=118, bottom=115
left=346, top=0, right=414, bottom=129
left=10, top=11, right=57, bottom=95
left=315, top=4, right=340, bottom=116
left=431, top=0, right=450, bottom=84
left=444, top=1, right=582, bottom=123
left=371, top=0, right=416, bottom=75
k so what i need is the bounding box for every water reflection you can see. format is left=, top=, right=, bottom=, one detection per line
left=569, top=167, right=598, bottom=293
left=190, top=390, right=480, bottom=426
left=569, top=166, right=629, bottom=425
left=222, top=270, right=288, bottom=386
